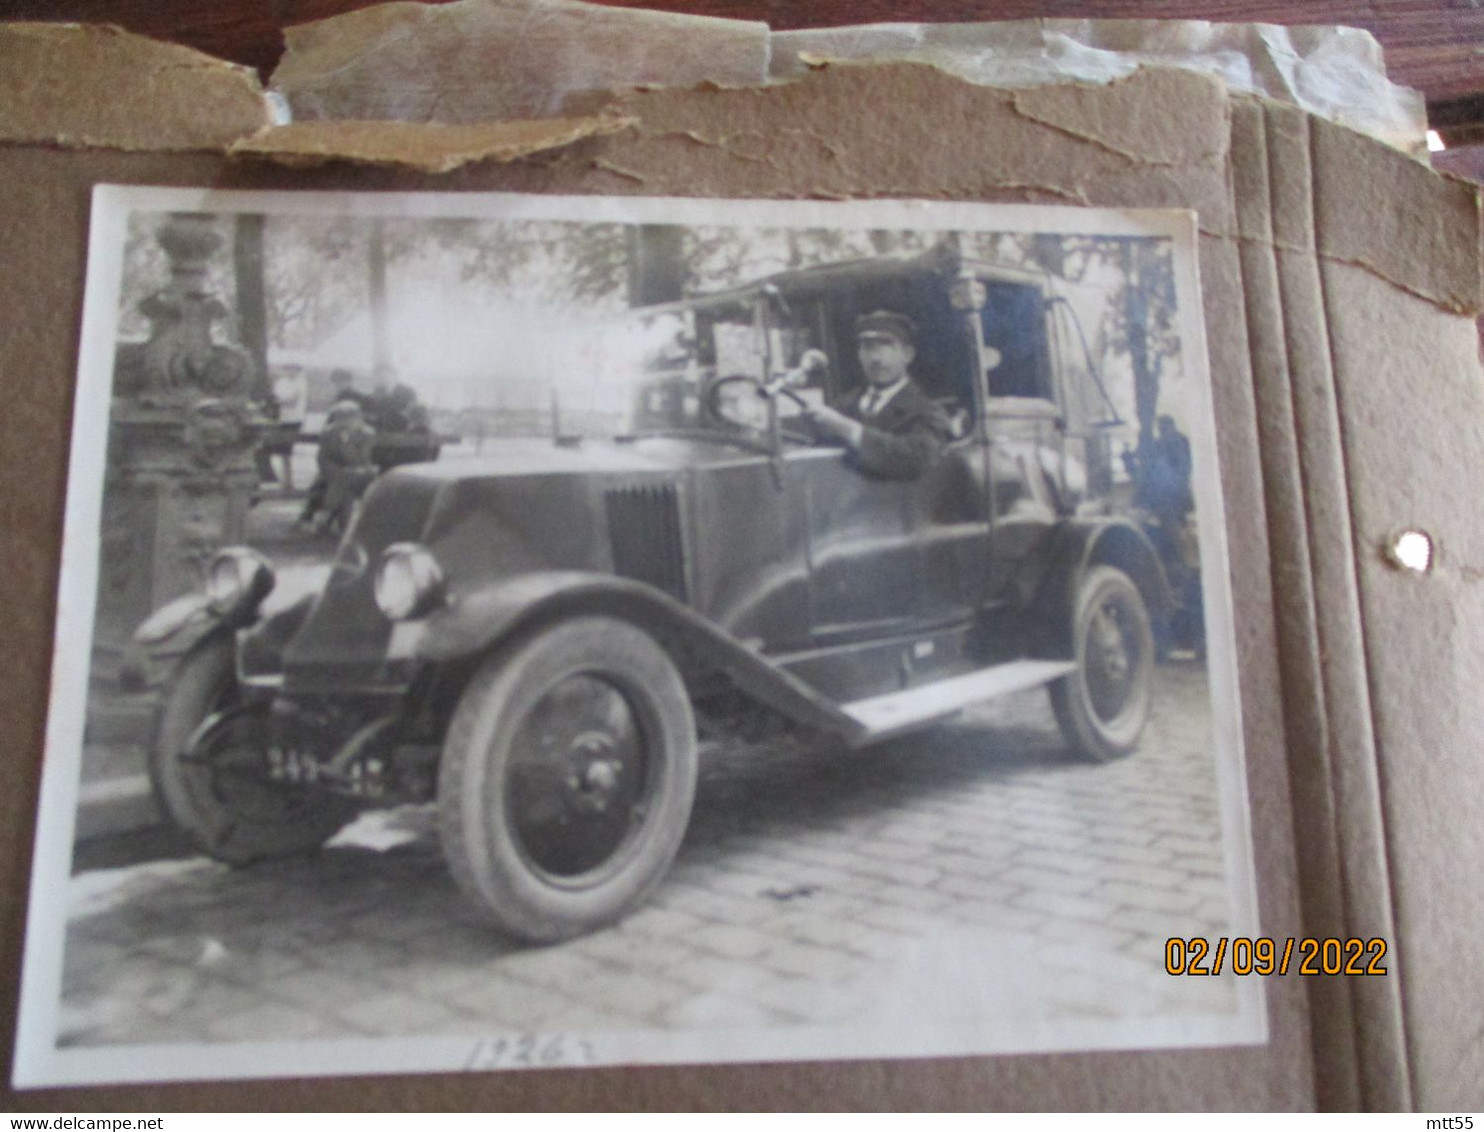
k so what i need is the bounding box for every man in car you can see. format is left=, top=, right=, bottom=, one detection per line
left=805, top=310, right=951, bottom=480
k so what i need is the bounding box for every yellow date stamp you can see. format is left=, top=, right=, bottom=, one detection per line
left=1164, top=936, right=1389, bottom=976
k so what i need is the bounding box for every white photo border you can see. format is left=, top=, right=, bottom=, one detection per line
left=14, top=187, right=1263, bottom=1088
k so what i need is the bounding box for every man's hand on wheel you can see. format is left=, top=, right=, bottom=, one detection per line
left=804, top=404, right=863, bottom=447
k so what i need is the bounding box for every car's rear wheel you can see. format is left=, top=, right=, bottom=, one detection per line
left=150, top=636, right=355, bottom=864
left=438, top=616, right=698, bottom=943
left=1050, top=565, right=1154, bottom=761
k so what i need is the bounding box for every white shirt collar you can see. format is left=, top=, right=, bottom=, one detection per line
left=860, top=377, right=909, bottom=415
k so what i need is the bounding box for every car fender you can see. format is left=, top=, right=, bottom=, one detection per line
left=129, top=589, right=315, bottom=689
left=132, top=591, right=219, bottom=651
left=1027, top=519, right=1175, bottom=655
left=120, top=593, right=236, bottom=694
left=133, top=579, right=291, bottom=650
left=414, top=571, right=861, bottom=740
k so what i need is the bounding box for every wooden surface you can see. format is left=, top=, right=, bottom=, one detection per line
left=1, top=0, right=1483, bottom=116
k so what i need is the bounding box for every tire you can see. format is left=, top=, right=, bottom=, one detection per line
left=1050, top=565, right=1154, bottom=761
left=150, top=635, right=354, bottom=865
left=438, top=616, right=698, bottom=943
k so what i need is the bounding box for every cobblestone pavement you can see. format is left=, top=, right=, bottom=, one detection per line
left=57, top=660, right=1250, bottom=1055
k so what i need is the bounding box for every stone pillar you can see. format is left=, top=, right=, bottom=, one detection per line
left=94, top=213, right=262, bottom=665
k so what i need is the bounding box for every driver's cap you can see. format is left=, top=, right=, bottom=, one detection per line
left=855, top=310, right=916, bottom=346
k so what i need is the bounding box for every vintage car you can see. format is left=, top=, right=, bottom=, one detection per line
left=139, top=246, right=1173, bottom=943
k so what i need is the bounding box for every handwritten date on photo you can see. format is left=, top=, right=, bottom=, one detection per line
left=1165, top=937, right=1389, bottom=977
left=465, top=1033, right=597, bottom=1071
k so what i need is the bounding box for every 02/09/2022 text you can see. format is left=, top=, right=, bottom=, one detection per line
left=1164, top=936, right=1388, bottom=976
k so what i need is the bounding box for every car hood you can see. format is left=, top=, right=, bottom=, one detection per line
left=393, top=434, right=767, bottom=480
left=280, top=435, right=766, bottom=687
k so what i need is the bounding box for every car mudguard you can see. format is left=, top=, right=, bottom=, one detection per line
left=118, top=592, right=232, bottom=695
left=128, top=590, right=316, bottom=691
left=132, top=591, right=219, bottom=651
left=1025, top=519, right=1176, bottom=656
left=413, top=571, right=863, bottom=741
left=124, top=591, right=240, bottom=692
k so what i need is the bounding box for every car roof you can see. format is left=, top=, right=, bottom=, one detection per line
left=633, top=248, right=1051, bottom=317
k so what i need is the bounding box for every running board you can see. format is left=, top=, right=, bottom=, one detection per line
left=841, top=660, right=1077, bottom=745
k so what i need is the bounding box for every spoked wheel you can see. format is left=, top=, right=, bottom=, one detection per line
left=438, top=616, right=698, bottom=943
left=1050, top=565, right=1154, bottom=761
left=150, top=636, right=355, bottom=864
left=508, top=673, right=655, bottom=879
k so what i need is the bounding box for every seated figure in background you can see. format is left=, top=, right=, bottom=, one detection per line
left=368, top=382, right=438, bottom=471
left=300, top=400, right=378, bottom=534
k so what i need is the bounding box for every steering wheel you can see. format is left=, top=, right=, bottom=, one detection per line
left=764, top=380, right=818, bottom=443
left=704, top=374, right=770, bottom=433
left=708, top=373, right=817, bottom=444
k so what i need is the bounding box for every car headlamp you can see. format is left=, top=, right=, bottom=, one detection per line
left=374, top=543, right=445, bottom=621
left=205, top=547, right=275, bottom=617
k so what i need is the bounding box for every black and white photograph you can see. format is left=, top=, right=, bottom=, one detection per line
left=14, top=189, right=1259, bottom=1086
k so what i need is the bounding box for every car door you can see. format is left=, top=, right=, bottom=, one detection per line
left=910, top=431, right=992, bottom=626
left=984, top=398, right=1064, bottom=599
left=800, top=445, right=919, bottom=644
left=800, top=434, right=993, bottom=645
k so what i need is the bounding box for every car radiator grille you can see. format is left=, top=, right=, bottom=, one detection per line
left=605, top=484, right=687, bottom=601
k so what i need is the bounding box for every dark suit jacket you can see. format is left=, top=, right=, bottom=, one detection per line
left=839, top=378, right=951, bottom=480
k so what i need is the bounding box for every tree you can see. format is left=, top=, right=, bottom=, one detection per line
left=233, top=214, right=270, bottom=401
left=557, top=224, right=629, bottom=306
left=626, top=225, right=685, bottom=306
left=1016, top=233, right=1180, bottom=483
left=262, top=215, right=363, bottom=352
left=368, top=216, right=391, bottom=385
left=683, top=226, right=886, bottom=294
left=420, top=218, right=628, bottom=309
left=118, top=214, right=171, bottom=340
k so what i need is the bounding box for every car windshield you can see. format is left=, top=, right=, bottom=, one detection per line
left=546, top=296, right=827, bottom=439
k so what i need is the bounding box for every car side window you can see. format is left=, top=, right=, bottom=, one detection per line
left=981, top=283, right=1052, bottom=402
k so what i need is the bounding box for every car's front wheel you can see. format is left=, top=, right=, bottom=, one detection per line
left=438, top=616, right=698, bottom=943
left=150, top=635, right=355, bottom=864
left=1050, top=565, right=1154, bottom=761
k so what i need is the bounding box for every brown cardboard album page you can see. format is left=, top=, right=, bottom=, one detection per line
left=1, top=53, right=1480, bottom=1111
